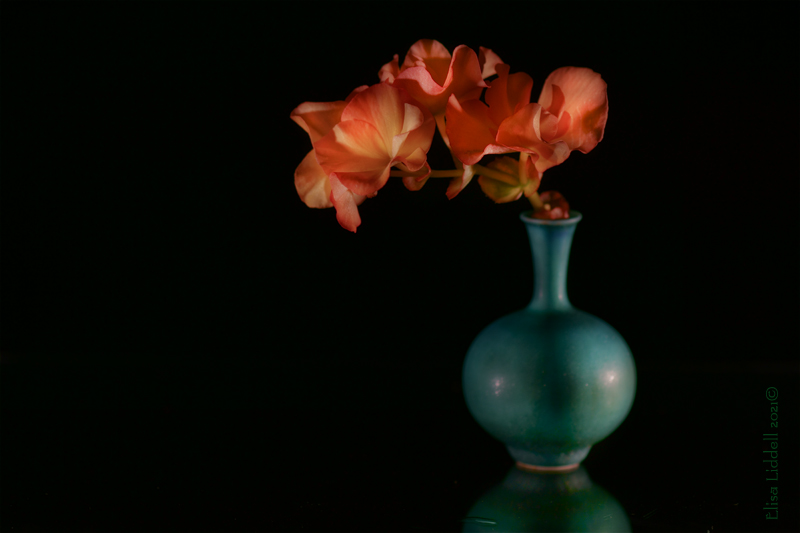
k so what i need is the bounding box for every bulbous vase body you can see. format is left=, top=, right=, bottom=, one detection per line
left=462, top=211, right=636, bottom=468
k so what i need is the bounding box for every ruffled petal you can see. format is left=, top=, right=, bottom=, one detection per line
left=443, top=45, right=489, bottom=105
left=341, top=83, right=405, bottom=153
left=496, top=102, right=570, bottom=167
left=329, top=174, right=365, bottom=233
left=402, top=39, right=452, bottom=86
left=400, top=162, right=432, bottom=191
left=391, top=99, right=435, bottom=170
left=332, top=167, right=392, bottom=197
left=314, top=119, right=391, bottom=195
left=478, top=47, right=503, bottom=79
left=294, top=149, right=332, bottom=208
left=446, top=164, right=476, bottom=200
left=485, top=63, right=533, bottom=128
left=378, top=54, right=400, bottom=83
left=538, top=67, right=608, bottom=153
left=290, top=101, right=347, bottom=144
left=394, top=146, right=429, bottom=174
left=345, top=85, right=370, bottom=103
left=392, top=43, right=487, bottom=116
left=446, top=94, right=511, bottom=166
left=316, top=119, right=390, bottom=170
left=290, top=86, right=369, bottom=144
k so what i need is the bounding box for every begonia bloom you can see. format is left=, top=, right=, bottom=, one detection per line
left=447, top=64, right=607, bottom=183
left=312, top=83, right=435, bottom=231
left=291, top=86, right=369, bottom=229
left=537, top=67, right=608, bottom=154
left=379, top=39, right=501, bottom=117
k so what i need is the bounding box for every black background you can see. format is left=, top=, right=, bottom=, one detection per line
left=1, top=1, right=798, bottom=532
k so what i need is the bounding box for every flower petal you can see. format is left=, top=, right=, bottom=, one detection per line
left=391, top=100, right=435, bottom=170
left=485, top=63, right=533, bottom=127
left=290, top=101, right=347, bottom=144
left=496, top=102, right=570, bottom=168
left=294, top=149, right=333, bottom=208
left=400, top=162, right=432, bottom=191
left=314, top=118, right=391, bottom=196
left=392, top=43, right=487, bottom=116
left=443, top=45, right=490, bottom=104
left=378, top=54, right=400, bottom=83
left=538, top=67, right=608, bottom=153
left=316, top=119, right=390, bottom=170
left=446, top=164, right=476, bottom=200
left=478, top=47, right=503, bottom=79
left=395, top=146, right=429, bottom=174
left=329, top=174, right=365, bottom=232
left=345, top=85, right=370, bottom=103
left=446, top=94, right=511, bottom=166
left=402, top=39, right=452, bottom=86
left=341, top=83, right=405, bottom=153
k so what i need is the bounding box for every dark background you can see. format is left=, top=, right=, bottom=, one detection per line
left=1, top=1, right=798, bottom=532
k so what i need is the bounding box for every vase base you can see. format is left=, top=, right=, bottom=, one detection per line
left=506, top=444, right=591, bottom=469
left=515, top=461, right=580, bottom=473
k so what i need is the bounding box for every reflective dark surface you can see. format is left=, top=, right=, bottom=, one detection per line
left=2, top=1, right=799, bottom=532
left=3, top=358, right=798, bottom=531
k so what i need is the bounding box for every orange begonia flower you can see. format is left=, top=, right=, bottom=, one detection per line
left=291, top=83, right=435, bottom=232
left=447, top=64, right=608, bottom=183
left=378, top=40, right=501, bottom=199
left=379, top=39, right=502, bottom=118
left=291, top=85, right=367, bottom=216
left=537, top=67, right=608, bottom=154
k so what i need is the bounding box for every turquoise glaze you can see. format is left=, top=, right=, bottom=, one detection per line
left=462, top=210, right=636, bottom=468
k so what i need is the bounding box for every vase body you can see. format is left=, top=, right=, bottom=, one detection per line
left=462, top=211, right=636, bottom=468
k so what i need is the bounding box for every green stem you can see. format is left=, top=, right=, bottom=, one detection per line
left=471, top=163, right=516, bottom=184
left=527, top=191, right=543, bottom=210
left=390, top=168, right=463, bottom=178
left=519, top=152, right=529, bottom=184
left=518, top=152, right=543, bottom=209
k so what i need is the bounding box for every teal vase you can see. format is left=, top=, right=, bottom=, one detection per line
left=462, top=210, right=636, bottom=469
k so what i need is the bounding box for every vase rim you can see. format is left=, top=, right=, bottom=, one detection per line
left=520, top=210, right=582, bottom=225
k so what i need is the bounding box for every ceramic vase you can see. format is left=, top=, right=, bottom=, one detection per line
left=462, top=210, right=636, bottom=469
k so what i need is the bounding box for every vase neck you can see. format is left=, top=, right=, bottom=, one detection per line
left=521, top=212, right=581, bottom=312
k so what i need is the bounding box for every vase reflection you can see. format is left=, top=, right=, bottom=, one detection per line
left=462, top=465, right=630, bottom=532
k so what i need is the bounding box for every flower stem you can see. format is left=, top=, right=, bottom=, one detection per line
left=471, top=164, right=516, bottom=184
left=518, top=152, right=529, bottom=184
left=518, top=152, right=543, bottom=209
left=389, top=168, right=463, bottom=178
left=430, top=169, right=463, bottom=178
left=527, top=191, right=544, bottom=210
